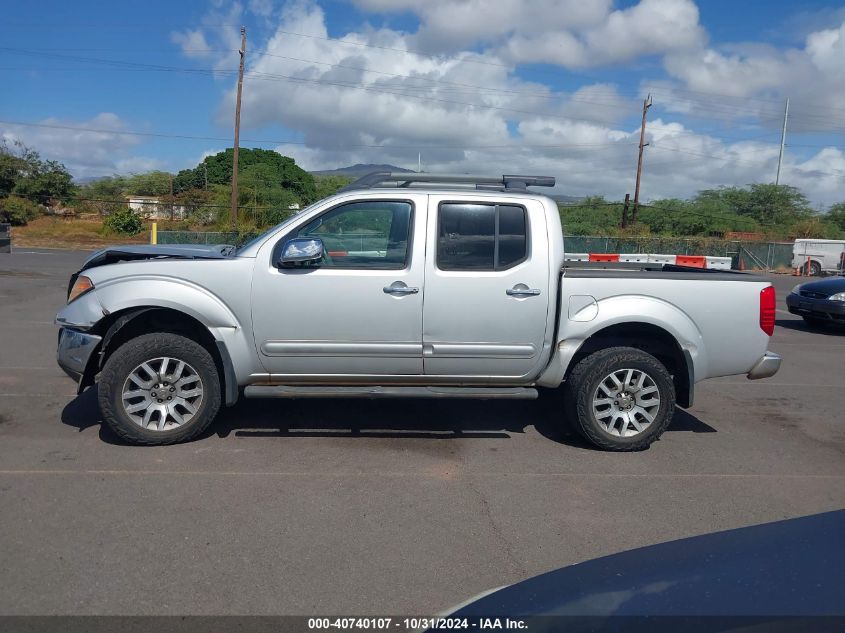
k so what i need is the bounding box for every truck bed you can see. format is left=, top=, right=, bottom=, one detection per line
left=561, top=261, right=765, bottom=282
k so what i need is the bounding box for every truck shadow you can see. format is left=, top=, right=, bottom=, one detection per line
left=61, top=387, right=716, bottom=449
left=775, top=318, right=845, bottom=336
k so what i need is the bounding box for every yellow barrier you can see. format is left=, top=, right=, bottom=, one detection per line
left=151, top=222, right=157, bottom=244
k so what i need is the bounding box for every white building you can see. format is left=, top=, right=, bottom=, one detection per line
left=126, top=196, right=186, bottom=220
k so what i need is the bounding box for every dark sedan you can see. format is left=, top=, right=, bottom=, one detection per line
left=443, top=511, right=844, bottom=632
left=786, top=276, right=845, bottom=327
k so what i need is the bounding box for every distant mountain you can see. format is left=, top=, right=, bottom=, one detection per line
left=311, top=163, right=414, bottom=177
left=74, top=175, right=112, bottom=185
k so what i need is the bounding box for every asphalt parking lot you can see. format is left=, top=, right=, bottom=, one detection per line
left=1, top=248, right=844, bottom=616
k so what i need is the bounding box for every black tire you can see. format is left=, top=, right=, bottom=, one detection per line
left=98, top=332, right=221, bottom=445
left=564, top=346, right=676, bottom=451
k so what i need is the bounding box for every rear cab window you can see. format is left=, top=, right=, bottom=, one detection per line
left=437, top=203, right=528, bottom=271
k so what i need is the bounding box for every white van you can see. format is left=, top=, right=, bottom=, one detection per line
left=792, top=239, right=845, bottom=276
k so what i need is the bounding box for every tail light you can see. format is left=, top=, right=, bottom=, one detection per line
left=760, top=285, right=776, bottom=336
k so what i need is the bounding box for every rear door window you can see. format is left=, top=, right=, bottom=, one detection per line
left=437, top=203, right=527, bottom=271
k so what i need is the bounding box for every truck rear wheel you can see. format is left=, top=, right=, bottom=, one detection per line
left=564, top=346, right=675, bottom=451
left=98, top=332, right=221, bottom=445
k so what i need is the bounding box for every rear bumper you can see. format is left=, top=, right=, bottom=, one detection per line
left=57, top=327, right=102, bottom=383
left=785, top=292, right=845, bottom=322
left=746, top=352, right=782, bottom=380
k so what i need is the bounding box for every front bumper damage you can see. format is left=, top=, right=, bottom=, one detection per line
left=56, top=327, right=102, bottom=384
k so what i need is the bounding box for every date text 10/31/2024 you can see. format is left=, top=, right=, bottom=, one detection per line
left=307, top=617, right=528, bottom=630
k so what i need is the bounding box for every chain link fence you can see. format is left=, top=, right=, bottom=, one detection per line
left=155, top=230, right=795, bottom=271
left=0, top=223, right=10, bottom=254
left=563, top=236, right=794, bottom=271
left=156, top=231, right=257, bottom=246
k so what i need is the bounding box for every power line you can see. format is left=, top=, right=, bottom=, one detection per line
left=7, top=45, right=845, bottom=140
left=0, top=118, right=638, bottom=150
left=9, top=27, right=845, bottom=123
left=13, top=192, right=289, bottom=212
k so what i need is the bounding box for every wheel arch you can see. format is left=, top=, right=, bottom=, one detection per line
left=82, top=306, right=238, bottom=406
left=566, top=322, right=693, bottom=408
left=539, top=320, right=695, bottom=408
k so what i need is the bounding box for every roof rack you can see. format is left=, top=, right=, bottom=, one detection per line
left=336, top=172, right=555, bottom=193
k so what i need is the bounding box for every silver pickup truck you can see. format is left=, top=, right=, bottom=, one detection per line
left=55, top=173, right=781, bottom=451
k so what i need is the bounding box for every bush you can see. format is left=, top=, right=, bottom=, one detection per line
left=0, top=195, right=43, bottom=225
left=103, top=207, right=143, bottom=235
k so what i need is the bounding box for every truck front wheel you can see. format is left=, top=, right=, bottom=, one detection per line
left=98, top=332, right=222, bottom=445
left=564, top=346, right=676, bottom=451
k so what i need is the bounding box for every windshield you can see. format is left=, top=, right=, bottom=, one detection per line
left=235, top=200, right=322, bottom=255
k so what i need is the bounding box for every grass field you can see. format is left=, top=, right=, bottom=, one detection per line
left=11, top=216, right=152, bottom=249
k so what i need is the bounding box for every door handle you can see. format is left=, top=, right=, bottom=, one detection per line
left=383, top=282, right=419, bottom=295
left=506, top=285, right=541, bottom=297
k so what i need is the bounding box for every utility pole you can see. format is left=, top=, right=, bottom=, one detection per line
left=418, top=152, right=421, bottom=173
left=169, top=173, right=174, bottom=221
left=776, top=97, right=789, bottom=185
left=621, top=193, right=630, bottom=228
left=203, top=162, right=208, bottom=190
left=632, top=94, right=652, bottom=223
left=229, top=26, right=246, bottom=228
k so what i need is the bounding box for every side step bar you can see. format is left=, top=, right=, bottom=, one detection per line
left=244, top=385, right=538, bottom=400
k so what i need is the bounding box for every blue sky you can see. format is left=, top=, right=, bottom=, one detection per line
left=2, top=0, right=844, bottom=205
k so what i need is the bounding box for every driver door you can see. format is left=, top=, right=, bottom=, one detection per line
left=251, top=195, right=427, bottom=379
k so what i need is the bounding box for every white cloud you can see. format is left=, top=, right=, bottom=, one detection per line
left=170, top=29, right=213, bottom=58
left=350, top=0, right=704, bottom=67
left=171, top=1, right=244, bottom=73
left=7, top=0, right=816, bottom=207
left=115, top=157, right=167, bottom=173
left=805, top=21, right=845, bottom=81
left=193, top=1, right=844, bottom=205
left=660, top=19, right=845, bottom=134
left=0, top=113, right=156, bottom=179
left=248, top=0, right=274, bottom=17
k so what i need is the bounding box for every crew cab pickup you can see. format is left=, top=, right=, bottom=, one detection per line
left=55, top=173, right=782, bottom=451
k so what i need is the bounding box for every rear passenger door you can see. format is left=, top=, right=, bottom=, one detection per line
left=422, top=195, right=552, bottom=380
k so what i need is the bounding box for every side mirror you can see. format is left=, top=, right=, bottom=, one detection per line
left=278, top=237, right=324, bottom=266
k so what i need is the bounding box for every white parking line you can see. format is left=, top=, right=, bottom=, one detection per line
left=0, top=393, right=76, bottom=397
left=0, top=469, right=842, bottom=479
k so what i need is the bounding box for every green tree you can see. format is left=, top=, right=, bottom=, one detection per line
left=125, top=171, right=172, bottom=196
left=558, top=197, right=622, bottom=235
left=0, top=145, right=27, bottom=197
left=174, top=148, right=316, bottom=202
left=826, top=202, right=845, bottom=233
left=639, top=198, right=759, bottom=236
left=76, top=176, right=128, bottom=216
left=694, top=184, right=811, bottom=229
left=0, top=141, right=75, bottom=204
left=314, top=174, right=353, bottom=200
left=103, top=207, right=143, bottom=235
left=790, top=216, right=843, bottom=239
left=0, top=195, right=42, bottom=225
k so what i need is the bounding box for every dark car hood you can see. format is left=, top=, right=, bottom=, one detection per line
left=77, top=243, right=236, bottom=274
left=451, top=510, right=844, bottom=618
left=796, top=277, right=845, bottom=296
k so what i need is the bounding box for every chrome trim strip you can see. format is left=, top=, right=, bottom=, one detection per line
left=423, top=343, right=536, bottom=358
left=260, top=341, right=422, bottom=357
